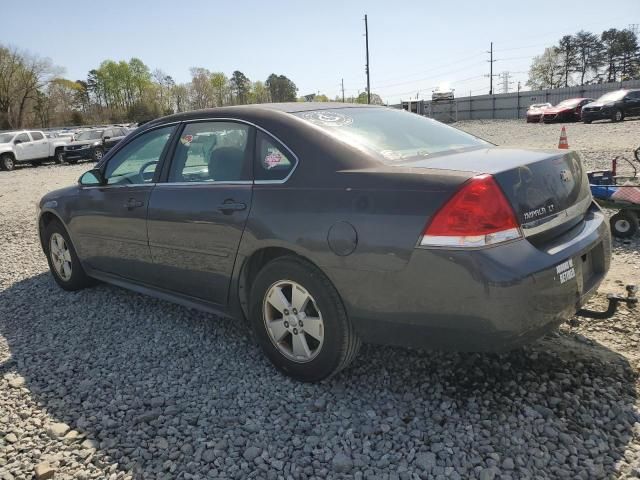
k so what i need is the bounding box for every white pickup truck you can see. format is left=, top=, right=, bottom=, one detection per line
left=0, top=130, right=69, bottom=171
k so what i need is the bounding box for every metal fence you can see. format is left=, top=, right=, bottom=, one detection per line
left=393, top=79, right=640, bottom=121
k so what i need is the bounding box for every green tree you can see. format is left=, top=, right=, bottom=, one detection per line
left=230, top=70, right=250, bottom=104
left=527, top=47, right=563, bottom=89
left=556, top=35, right=578, bottom=87
left=574, top=31, right=603, bottom=85
left=210, top=72, right=228, bottom=106
left=265, top=74, right=298, bottom=102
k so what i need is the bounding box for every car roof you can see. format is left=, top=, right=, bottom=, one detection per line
left=149, top=102, right=380, bottom=125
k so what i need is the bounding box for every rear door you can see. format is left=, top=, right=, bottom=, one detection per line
left=146, top=120, right=254, bottom=305
left=104, top=128, right=125, bottom=151
left=29, top=131, right=49, bottom=159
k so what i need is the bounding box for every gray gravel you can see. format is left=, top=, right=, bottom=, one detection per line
left=1, top=122, right=640, bottom=479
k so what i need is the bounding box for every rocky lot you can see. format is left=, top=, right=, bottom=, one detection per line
left=1, top=119, right=639, bottom=479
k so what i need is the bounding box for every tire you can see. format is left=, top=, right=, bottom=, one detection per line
left=92, top=148, right=104, bottom=162
left=0, top=154, right=15, bottom=171
left=610, top=210, right=639, bottom=239
left=53, top=150, right=65, bottom=164
left=249, top=256, right=360, bottom=382
left=612, top=109, right=624, bottom=122
left=43, top=220, right=95, bottom=291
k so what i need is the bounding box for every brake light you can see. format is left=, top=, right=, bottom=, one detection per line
left=420, top=174, right=522, bottom=247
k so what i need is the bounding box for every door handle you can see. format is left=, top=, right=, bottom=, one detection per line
left=124, top=198, right=144, bottom=209
left=217, top=201, right=247, bottom=214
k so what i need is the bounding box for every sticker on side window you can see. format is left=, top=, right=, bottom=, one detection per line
left=180, top=134, right=193, bottom=146
left=555, top=258, right=575, bottom=284
left=264, top=149, right=283, bottom=169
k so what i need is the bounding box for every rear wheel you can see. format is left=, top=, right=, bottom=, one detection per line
left=44, top=220, right=95, bottom=291
left=92, top=148, right=104, bottom=162
left=54, top=150, right=65, bottom=164
left=612, top=109, right=624, bottom=122
left=1, top=154, right=15, bottom=171
left=249, top=256, right=360, bottom=382
left=610, top=210, right=639, bottom=239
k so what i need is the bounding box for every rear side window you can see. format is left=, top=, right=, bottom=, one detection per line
left=30, top=131, right=44, bottom=140
left=255, top=131, right=296, bottom=181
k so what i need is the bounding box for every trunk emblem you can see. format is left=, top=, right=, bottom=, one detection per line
left=560, top=170, right=571, bottom=183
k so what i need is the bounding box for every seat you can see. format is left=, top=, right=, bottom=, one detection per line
left=207, top=147, right=244, bottom=182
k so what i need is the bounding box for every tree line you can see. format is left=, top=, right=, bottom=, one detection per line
left=527, top=27, right=640, bottom=90
left=0, top=45, right=305, bottom=129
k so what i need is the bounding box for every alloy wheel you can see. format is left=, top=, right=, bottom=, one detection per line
left=263, top=280, right=324, bottom=363
left=49, top=232, right=72, bottom=281
left=2, top=156, right=14, bottom=171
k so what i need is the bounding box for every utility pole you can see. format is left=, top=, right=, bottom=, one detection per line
left=364, top=14, right=371, bottom=104
left=487, top=42, right=496, bottom=95
left=341, top=78, right=345, bottom=102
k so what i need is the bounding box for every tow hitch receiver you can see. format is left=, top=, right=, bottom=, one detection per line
left=576, top=285, right=638, bottom=319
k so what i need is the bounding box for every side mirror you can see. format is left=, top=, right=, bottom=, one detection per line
left=14, top=139, right=22, bottom=145
left=79, top=168, right=105, bottom=186
left=103, top=136, right=111, bottom=141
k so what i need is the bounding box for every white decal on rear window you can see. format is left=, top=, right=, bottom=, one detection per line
left=300, top=111, right=353, bottom=127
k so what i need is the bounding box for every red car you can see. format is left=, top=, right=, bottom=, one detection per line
left=525, top=103, right=551, bottom=123
left=542, top=98, right=595, bottom=123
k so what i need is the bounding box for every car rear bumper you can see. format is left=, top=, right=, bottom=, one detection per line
left=328, top=204, right=611, bottom=352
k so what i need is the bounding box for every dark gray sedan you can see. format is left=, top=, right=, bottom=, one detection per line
left=38, top=103, right=611, bottom=381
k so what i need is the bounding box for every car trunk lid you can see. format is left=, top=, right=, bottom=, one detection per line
left=402, top=147, right=592, bottom=238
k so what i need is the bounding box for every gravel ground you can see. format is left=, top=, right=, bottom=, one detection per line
left=1, top=120, right=640, bottom=479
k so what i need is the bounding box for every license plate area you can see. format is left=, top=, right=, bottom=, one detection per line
left=580, top=242, right=604, bottom=294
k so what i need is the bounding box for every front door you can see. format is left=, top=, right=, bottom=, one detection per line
left=146, top=121, right=254, bottom=305
left=69, top=125, right=176, bottom=282
left=13, top=132, right=34, bottom=160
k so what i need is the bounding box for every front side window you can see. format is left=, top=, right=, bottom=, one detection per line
left=254, top=131, right=296, bottom=181
left=104, top=126, right=175, bottom=185
left=168, top=121, right=250, bottom=183
left=76, top=130, right=103, bottom=141
left=30, top=131, right=44, bottom=140
left=15, top=133, right=30, bottom=143
left=294, top=108, right=488, bottom=164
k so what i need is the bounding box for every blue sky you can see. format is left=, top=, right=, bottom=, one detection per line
left=4, top=0, right=638, bottom=104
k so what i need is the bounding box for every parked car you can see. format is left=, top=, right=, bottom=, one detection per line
left=542, top=98, right=595, bottom=123
left=525, top=103, right=552, bottom=123
left=37, top=104, right=611, bottom=381
left=432, top=86, right=454, bottom=102
left=582, top=89, right=640, bottom=123
left=0, top=130, right=69, bottom=170
left=63, top=127, right=128, bottom=163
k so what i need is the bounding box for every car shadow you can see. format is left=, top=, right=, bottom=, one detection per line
left=1, top=273, right=637, bottom=478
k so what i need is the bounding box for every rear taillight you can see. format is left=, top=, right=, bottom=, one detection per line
left=420, top=174, right=522, bottom=248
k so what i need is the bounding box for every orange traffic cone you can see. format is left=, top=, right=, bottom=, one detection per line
left=558, top=126, right=569, bottom=149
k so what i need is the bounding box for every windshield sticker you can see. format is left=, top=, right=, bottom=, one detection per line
left=264, top=149, right=283, bottom=169
left=180, top=134, right=193, bottom=146
left=301, top=111, right=353, bottom=127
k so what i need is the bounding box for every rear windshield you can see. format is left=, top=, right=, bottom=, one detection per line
left=294, top=108, right=488, bottom=163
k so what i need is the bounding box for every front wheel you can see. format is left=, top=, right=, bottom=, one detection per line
left=610, top=210, right=639, bottom=239
left=249, top=256, right=360, bottom=382
left=44, top=220, right=95, bottom=291
left=1, top=154, right=15, bottom=171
